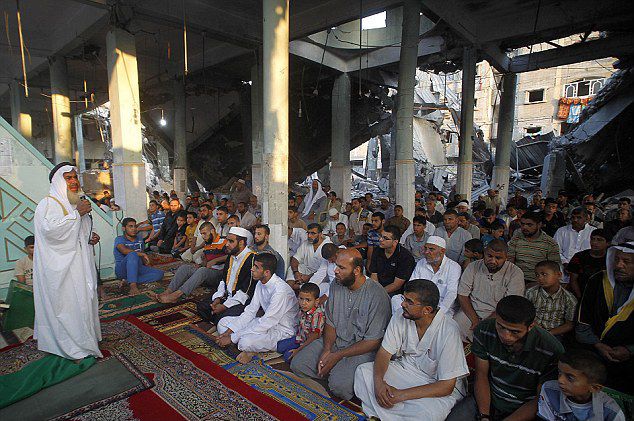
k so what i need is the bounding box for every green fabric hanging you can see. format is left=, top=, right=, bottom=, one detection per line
left=0, top=354, right=95, bottom=409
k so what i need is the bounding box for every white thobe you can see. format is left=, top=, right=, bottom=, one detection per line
left=391, top=256, right=461, bottom=315
left=323, top=214, right=349, bottom=236
left=354, top=309, right=469, bottom=421
left=554, top=224, right=595, bottom=283
left=237, top=211, right=257, bottom=230
left=212, top=247, right=252, bottom=308
left=286, top=238, right=332, bottom=280
left=33, top=169, right=102, bottom=359
left=217, top=274, right=298, bottom=352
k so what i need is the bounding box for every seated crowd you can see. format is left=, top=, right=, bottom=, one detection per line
left=22, top=181, right=632, bottom=420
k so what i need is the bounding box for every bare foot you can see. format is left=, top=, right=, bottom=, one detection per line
left=147, top=291, right=161, bottom=301
left=157, top=291, right=183, bottom=303
left=129, top=284, right=141, bottom=296
left=236, top=351, right=255, bottom=364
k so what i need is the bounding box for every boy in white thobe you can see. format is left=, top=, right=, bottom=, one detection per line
left=355, top=279, right=469, bottom=421
left=216, top=253, right=298, bottom=364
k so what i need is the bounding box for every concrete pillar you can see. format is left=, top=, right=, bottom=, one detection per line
left=366, top=136, right=379, bottom=180
left=73, top=114, right=86, bottom=180
left=49, top=56, right=72, bottom=164
left=491, top=73, right=517, bottom=207
left=9, top=80, right=32, bottom=139
left=330, top=72, right=352, bottom=204
left=262, top=0, right=289, bottom=259
left=251, top=62, right=263, bottom=198
left=173, top=77, right=188, bottom=200
left=456, top=46, right=477, bottom=202
left=106, top=27, right=148, bottom=221
left=394, top=0, right=420, bottom=220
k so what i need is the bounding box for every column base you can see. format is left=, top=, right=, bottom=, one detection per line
left=173, top=167, right=187, bottom=200
left=112, top=162, right=148, bottom=221
left=456, top=161, right=473, bottom=202
left=251, top=164, right=263, bottom=198
left=395, top=159, right=416, bottom=220
left=330, top=163, right=352, bottom=204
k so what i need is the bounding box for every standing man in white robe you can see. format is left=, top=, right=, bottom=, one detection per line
left=354, top=279, right=469, bottom=421
left=215, top=253, right=298, bottom=364
left=33, top=163, right=102, bottom=360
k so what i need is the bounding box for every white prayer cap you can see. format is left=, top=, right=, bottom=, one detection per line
left=613, top=241, right=634, bottom=254
left=380, top=196, right=389, bottom=202
left=457, top=201, right=470, bottom=210
left=328, top=207, right=339, bottom=216
left=426, top=235, right=446, bottom=249
left=229, top=227, right=250, bottom=238
left=237, top=179, right=246, bottom=184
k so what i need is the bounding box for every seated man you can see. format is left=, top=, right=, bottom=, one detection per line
left=434, top=209, right=472, bottom=264
left=152, top=222, right=227, bottom=303
left=180, top=203, right=214, bottom=264
left=369, top=225, right=415, bottom=297
left=454, top=239, right=525, bottom=341
left=290, top=249, right=391, bottom=400
left=236, top=201, right=257, bottom=231
left=403, top=215, right=431, bottom=262
left=386, top=204, right=410, bottom=235
left=251, top=224, right=285, bottom=279
left=392, top=236, right=461, bottom=315
left=155, top=199, right=182, bottom=254
left=15, top=235, right=35, bottom=285
left=323, top=207, right=348, bottom=236
left=576, top=241, right=634, bottom=393
left=287, top=223, right=332, bottom=290
left=354, top=280, right=469, bottom=421
left=447, top=296, right=564, bottom=421
left=114, top=218, right=164, bottom=295
left=215, top=253, right=298, bottom=364
left=195, top=227, right=257, bottom=326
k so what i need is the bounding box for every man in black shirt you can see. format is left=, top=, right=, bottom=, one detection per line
left=156, top=199, right=182, bottom=254
left=369, top=225, right=415, bottom=296
left=567, top=228, right=610, bottom=298
left=542, top=198, right=565, bottom=237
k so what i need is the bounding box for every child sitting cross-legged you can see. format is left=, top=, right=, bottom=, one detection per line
left=525, top=260, right=578, bottom=339
left=276, top=282, right=324, bottom=363
left=538, top=349, right=625, bottom=420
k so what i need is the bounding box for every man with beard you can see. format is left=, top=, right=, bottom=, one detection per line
left=354, top=280, right=469, bottom=421
left=287, top=223, right=332, bottom=290
left=554, top=207, right=596, bottom=283
left=447, top=296, right=563, bottom=421
left=433, top=210, right=472, bottom=264
left=454, top=239, right=525, bottom=341
left=155, top=199, right=182, bottom=254
left=181, top=203, right=213, bottom=264
left=576, top=242, right=634, bottom=393
left=215, top=253, right=298, bottom=364
left=301, top=179, right=327, bottom=223
left=290, top=249, right=391, bottom=400
left=508, top=211, right=561, bottom=286
left=33, top=163, right=102, bottom=359
left=348, top=197, right=372, bottom=237
left=251, top=224, right=285, bottom=279
left=196, top=227, right=256, bottom=326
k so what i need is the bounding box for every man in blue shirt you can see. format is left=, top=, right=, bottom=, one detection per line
left=115, top=217, right=164, bottom=295
left=143, top=200, right=166, bottom=247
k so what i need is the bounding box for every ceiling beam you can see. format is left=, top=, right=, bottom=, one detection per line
left=509, top=34, right=634, bottom=73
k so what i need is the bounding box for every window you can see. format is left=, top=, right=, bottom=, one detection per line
left=564, top=78, right=606, bottom=98
left=525, top=126, right=542, bottom=135
left=361, top=11, right=386, bottom=30
left=526, top=89, right=545, bottom=103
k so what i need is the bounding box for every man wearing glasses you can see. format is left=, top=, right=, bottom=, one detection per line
left=368, top=225, right=415, bottom=297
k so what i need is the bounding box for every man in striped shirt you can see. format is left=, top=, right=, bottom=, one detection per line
left=447, top=296, right=564, bottom=421
left=508, top=211, right=561, bottom=286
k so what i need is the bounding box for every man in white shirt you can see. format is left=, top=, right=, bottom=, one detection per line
left=554, top=207, right=596, bottom=282
left=354, top=279, right=469, bottom=421
left=323, top=207, right=349, bottom=236
left=216, top=253, right=298, bottom=364
left=287, top=223, right=332, bottom=289
left=391, top=236, right=462, bottom=315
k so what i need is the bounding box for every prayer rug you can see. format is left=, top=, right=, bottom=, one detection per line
left=97, top=317, right=304, bottom=420
left=99, top=287, right=166, bottom=321
left=0, top=354, right=153, bottom=420
left=136, top=301, right=202, bottom=335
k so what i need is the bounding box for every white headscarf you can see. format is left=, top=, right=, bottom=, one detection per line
left=606, top=241, right=634, bottom=312
left=301, top=179, right=327, bottom=217
left=289, top=227, right=307, bottom=255
left=49, top=164, right=78, bottom=213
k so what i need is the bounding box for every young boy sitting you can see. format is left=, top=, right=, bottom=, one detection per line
left=525, top=260, right=578, bottom=338
left=14, top=235, right=35, bottom=285
left=171, top=211, right=189, bottom=258
left=538, top=349, right=625, bottom=420
left=276, top=282, right=325, bottom=363
left=461, top=238, right=484, bottom=271
left=481, top=220, right=506, bottom=248
left=185, top=211, right=198, bottom=248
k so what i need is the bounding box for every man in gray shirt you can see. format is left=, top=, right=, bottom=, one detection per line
left=434, top=209, right=472, bottom=264
left=403, top=215, right=431, bottom=262
left=290, top=248, right=392, bottom=399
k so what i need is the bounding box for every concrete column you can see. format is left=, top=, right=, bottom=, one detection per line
left=106, top=28, right=148, bottom=221
left=9, top=80, right=32, bottom=139
left=366, top=136, right=379, bottom=180
left=491, top=73, right=517, bottom=207
left=251, top=62, right=263, bottom=198
left=262, top=0, right=289, bottom=259
left=73, top=114, right=86, bottom=180
left=49, top=56, right=72, bottom=164
left=330, top=72, right=351, bottom=204
left=173, top=77, right=188, bottom=200
left=456, top=46, right=477, bottom=202
left=394, top=0, right=420, bottom=220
